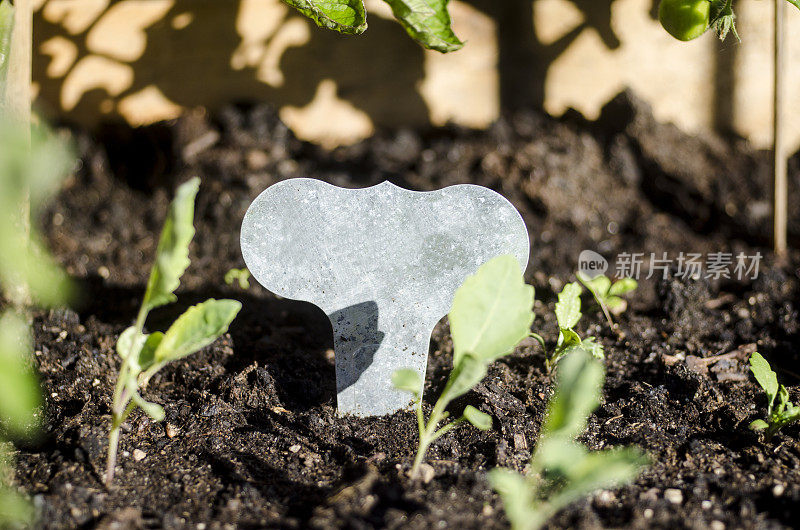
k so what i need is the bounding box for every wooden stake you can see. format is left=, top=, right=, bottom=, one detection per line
left=4, top=0, right=32, bottom=308
left=773, top=0, right=787, bottom=256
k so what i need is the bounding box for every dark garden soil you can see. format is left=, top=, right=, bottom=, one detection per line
left=9, top=90, right=800, bottom=529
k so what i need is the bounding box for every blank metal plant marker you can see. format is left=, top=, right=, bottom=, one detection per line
left=241, top=178, right=529, bottom=417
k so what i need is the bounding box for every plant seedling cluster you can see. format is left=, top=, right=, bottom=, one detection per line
left=393, top=254, right=534, bottom=479
left=106, top=178, right=241, bottom=486
left=282, top=0, right=462, bottom=53
left=490, top=350, right=648, bottom=530
left=531, top=282, right=604, bottom=371
left=748, top=352, right=800, bottom=440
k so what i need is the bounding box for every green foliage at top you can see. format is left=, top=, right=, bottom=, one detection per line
left=490, top=350, right=648, bottom=530
left=541, top=282, right=604, bottom=370
left=107, top=178, right=241, bottom=486
left=281, top=0, right=463, bottom=53
left=578, top=272, right=637, bottom=326
left=382, top=0, right=463, bottom=53
left=393, top=255, right=534, bottom=478
left=748, top=352, right=800, bottom=440
left=281, top=0, right=367, bottom=35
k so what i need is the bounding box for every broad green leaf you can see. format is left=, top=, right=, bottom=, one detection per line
left=488, top=469, right=542, bottom=530
left=544, top=447, right=647, bottom=511
left=749, top=352, right=778, bottom=409
left=153, top=299, right=241, bottom=364
left=542, top=350, right=604, bottom=440
left=449, top=255, right=534, bottom=367
left=392, top=368, right=422, bottom=399
left=609, top=277, right=637, bottom=297
left=749, top=419, right=768, bottom=431
left=463, top=405, right=491, bottom=430
left=555, top=282, right=581, bottom=330
left=141, top=178, right=200, bottom=313
left=0, top=311, right=41, bottom=438
left=441, top=354, right=487, bottom=403
left=786, top=0, right=800, bottom=11
left=382, top=0, right=463, bottom=53
left=282, top=0, right=367, bottom=34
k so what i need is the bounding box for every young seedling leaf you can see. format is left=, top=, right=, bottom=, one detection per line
left=488, top=469, right=541, bottom=530
left=449, top=254, right=534, bottom=367
left=749, top=352, right=778, bottom=409
left=224, top=268, right=250, bottom=290
left=544, top=447, right=648, bottom=509
left=282, top=0, right=367, bottom=34
left=749, top=419, right=768, bottom=431
left=441, top=354, right=487, bottom=403
left=555, top=282, right=581, bottom=330
left=141, top=178, right=200, bottom=314
left=608, top=277, right=637, bottom=296
left=392, top=368, right=422, bottom=399
left=542, top=350, right=604, bottom=440
left=787, top=0, right=800, bottom=11
left=153, top=299, right=242, bottom=365
left=463, top=405, right=491, bottom=431
left=137, top=332, right=164, bottom=372
left=0, top=311, right=41, bottom=438
left=381, top=0, right=463, bottom=53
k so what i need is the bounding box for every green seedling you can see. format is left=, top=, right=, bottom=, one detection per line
left=106, top=178, right=241, bottom=486
left=577, top=272, right=637, bottom=327
left=748, top=352, right=800, bottom=440
left=532, top=282, right=604, bottom=371
left=392, top=255, right=534, bottom=479
left=490, top=350, right=648, bottom=530
left=224, top=268, right=251, bottom=290
left=282, top=0, right=462, bottom=53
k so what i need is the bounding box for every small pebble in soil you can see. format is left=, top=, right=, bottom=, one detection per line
left=643, top=508, right=654, bottom=519
left=133, top=449, right=147, bottom=462
left=702, top=500, right=712, bottom=509
left=664, top=489, right=683, bottom=504
left=289, top=444, right=301, bottom=453
left=773, top=483, right=785, bottom=497
left=166, top=424, right=180, bottom=438
left=710, top=521, right=725, bottom=530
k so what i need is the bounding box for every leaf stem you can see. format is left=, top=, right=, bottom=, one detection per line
left=410, top=396, right=452, bottom=479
